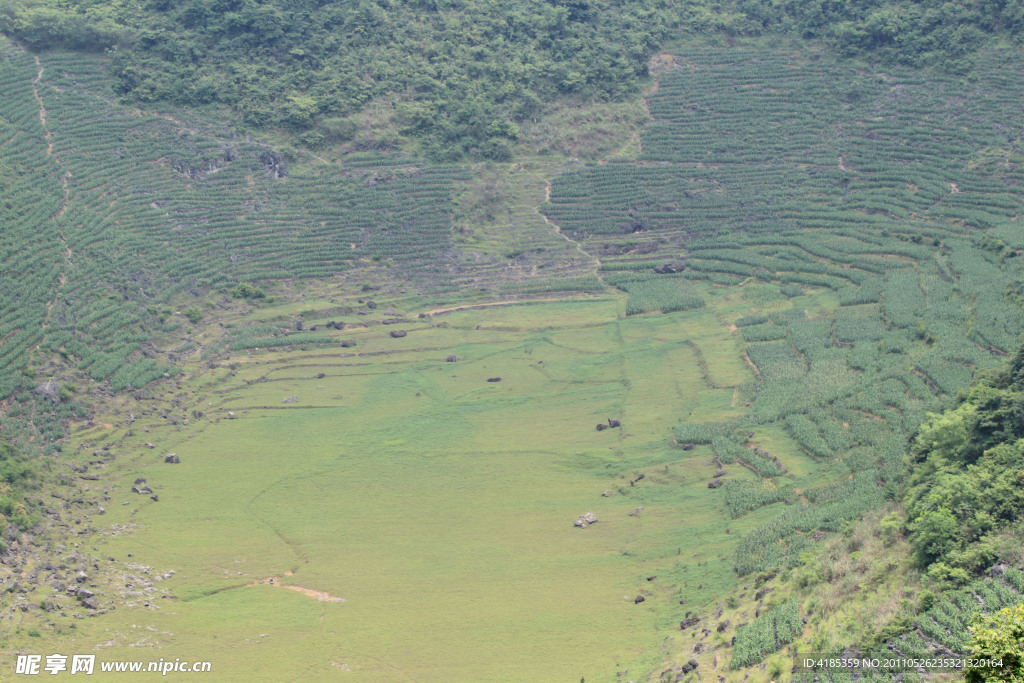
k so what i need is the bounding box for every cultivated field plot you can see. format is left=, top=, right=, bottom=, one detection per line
left=543, top=48, right=1024, bottom=581
left=0, top=49, right=471, bottom=409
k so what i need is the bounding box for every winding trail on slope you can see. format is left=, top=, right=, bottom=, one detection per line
left=31, top=57, right=52, bottom=156
left=419, top=296, right=589, bottom=317
left=32, top=56, right=74, bottom=332
left=536, top=178, right=599, bottom=268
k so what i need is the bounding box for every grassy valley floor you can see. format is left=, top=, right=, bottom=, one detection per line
left=7, top=288, right=787, bottom=681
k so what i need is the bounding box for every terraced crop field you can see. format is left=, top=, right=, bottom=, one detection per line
left=543, top=48, right=1024, bottom=583
left=3, top=43, right=1024, bottom=681
left=0, top=48, right=472, bottom=412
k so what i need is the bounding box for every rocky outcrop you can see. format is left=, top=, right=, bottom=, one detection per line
left=34, top=380, right=60, bottom=402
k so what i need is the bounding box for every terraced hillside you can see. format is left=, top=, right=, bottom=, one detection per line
left=542, top=48, right=1024, bottom=580
left=0, top=46, right=601, bottom=417
left=1, top=47, right=453, bottom=394
left=3, top=42, right=1024, bottom=681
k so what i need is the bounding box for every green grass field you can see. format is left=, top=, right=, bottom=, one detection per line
left=10, top=292, right=768, bottom=680
left=7, top=239, right=1007, bottom=678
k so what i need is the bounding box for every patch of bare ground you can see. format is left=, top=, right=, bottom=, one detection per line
left=31, top=57, right=51, bottom=155
left=253, top=577, right=345, bottom=602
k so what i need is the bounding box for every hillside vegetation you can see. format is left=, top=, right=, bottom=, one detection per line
left=657, top=342, right=1024, bottom=681
left=1, top=0, right=1023, bottom=158
left=905, top=347, right=1024, bottom=579
left=2, top=2, right=1024, bottom=680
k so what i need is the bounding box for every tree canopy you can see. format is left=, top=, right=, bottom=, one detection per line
left=967, top=601, right=1024, bottom=682
left=904, top=345, right=1024, bottom=576
left=3, top=0, right=1024, bottom=159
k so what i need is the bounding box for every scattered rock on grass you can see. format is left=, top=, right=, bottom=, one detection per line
left=574, top=512, right=598, bottom=528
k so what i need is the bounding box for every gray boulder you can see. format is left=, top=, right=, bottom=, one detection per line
left=34, top=380, right=60, bottom=402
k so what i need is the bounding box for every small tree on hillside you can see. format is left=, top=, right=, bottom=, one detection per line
left=966, top=601, right=1024, bottom=682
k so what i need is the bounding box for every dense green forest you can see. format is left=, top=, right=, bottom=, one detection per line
left=2, top=0, right=1023, bottom=158
left=905, top=346, right=1024, bottom=580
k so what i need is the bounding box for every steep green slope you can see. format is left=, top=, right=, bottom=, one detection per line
left=3, top=0, right=1024, bottom=158
left=792, top=344, right=1024, bottom=681
left=904, top=346, right=1024, bottom=577
left=0, top=46, right=474, bottom=405
left=3, top=0, right=675, bottom=159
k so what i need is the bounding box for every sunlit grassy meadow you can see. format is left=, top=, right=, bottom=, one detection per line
left=28, top=293, right=775, bottom=680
